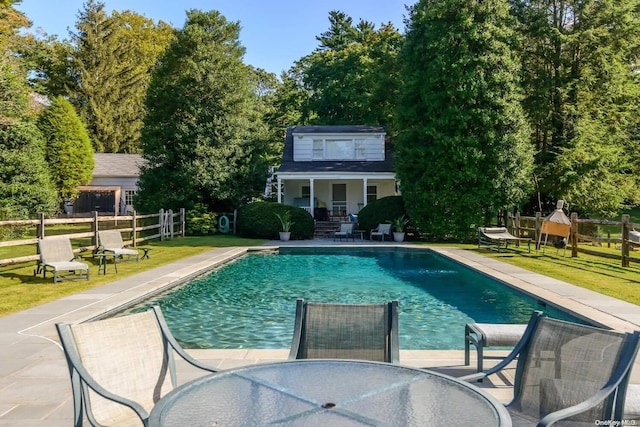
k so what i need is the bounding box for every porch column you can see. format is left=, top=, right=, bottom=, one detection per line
left=309, top=178, right=315, bottom=216
left=362, top=178, right=368, bottom=209
left=277, top=178, right=282, bottom=203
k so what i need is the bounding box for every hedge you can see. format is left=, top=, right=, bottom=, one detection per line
left=236, top=202, right=314, bottom=239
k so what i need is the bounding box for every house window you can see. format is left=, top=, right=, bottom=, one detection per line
left=312, top=139, right=323, bottom=160
left=325, top=139, right=354, bottom=160
left=366, top=185, right=377, bottom=203
left=301, top=185, right=310, bottom=198
left=124, top=190, right=136, bottom=206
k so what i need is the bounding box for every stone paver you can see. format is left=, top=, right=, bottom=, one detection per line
left=0, top=241, right=638, bottom=425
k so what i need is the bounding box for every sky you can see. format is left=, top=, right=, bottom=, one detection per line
left=16, top=0, right=411, bottom=75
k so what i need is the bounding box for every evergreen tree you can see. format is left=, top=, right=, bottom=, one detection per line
left=395, top=0, right=534, bottom=240
left=37, top=96, right=94, bottom=204
left=299, top=11, right=402, bottom=128
left=137, top=9, right=269, bottom=213
left=0, top=121, right=58, bottom=216
left=70, top=0, right=173, bottom=153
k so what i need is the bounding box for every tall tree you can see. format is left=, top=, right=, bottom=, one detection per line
left=512, top=0, right=640, bottom=216
left=136, top=10, right=269, bottom=213
left=70, top=0, right=174, bottom=153
left=395, top=0, right=534, bottom=240
left=299, top=11, right=402, bottom=128
left=37, top=96, right=94, bottom=205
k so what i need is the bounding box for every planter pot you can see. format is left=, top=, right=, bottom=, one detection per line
left=279, top=231, right=291, bottom=241
left=393, top=232, right=405, bottom=242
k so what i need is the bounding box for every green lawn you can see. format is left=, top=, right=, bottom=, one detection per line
left=2, top=237, right=639, bottom=318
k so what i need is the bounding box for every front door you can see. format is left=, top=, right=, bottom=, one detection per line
left=332, top=184, right=347, bottom=217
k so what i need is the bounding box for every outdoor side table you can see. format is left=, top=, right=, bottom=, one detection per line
left=141, top=248, right=152, bottom=260
left=149, top=359, right=511, bottom=427
left=94, top=250, right=118, bottom=274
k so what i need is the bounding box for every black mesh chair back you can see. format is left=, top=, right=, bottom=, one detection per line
left=288, top=298, right=399, bottom=363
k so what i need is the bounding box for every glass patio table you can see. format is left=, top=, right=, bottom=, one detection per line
left=149, top=359, right=511, bottom=427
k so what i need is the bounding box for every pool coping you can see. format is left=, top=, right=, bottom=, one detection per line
left=1, top=242, right=640, bottom=425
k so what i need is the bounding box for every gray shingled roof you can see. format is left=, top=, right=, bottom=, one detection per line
left=93, top=153, right=144, bottom=178
left=278, top=126, right=395, bottom=173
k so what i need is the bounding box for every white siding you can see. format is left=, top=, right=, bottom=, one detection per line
left=293, top=137, right=313, bottom=161
left=293, top=133, right=385, bottom=162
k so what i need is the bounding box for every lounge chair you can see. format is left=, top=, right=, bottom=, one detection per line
left=56, top=306, right=218, bottom=427
left=288, top=298, right=399, bottom=363
left=370, top=223, right=392, bottom=241
left=333, top=223, right=355, bottom=241
left=461, top=311, right=640, bottom=426
left=35, top=237, right=89, bottom=283
left=464, top=321, right=527, bottom=374
left=478, top=226, right=531, bottom=252
left=97, top=229, right=139, bottom=262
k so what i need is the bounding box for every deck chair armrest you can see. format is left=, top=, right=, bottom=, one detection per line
left=151, top=306, right=218, bottom=373
left=536, top=384, right=622, bottom=427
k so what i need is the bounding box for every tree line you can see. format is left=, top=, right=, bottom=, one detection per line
left=1, top=0, right=638, bottom=239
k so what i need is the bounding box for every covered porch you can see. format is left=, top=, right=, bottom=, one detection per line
left=275, top=172, right=397, bottom=221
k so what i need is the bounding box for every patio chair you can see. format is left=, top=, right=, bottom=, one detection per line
left=461, top=311, right=640, bottom=426
left=370, top=223, right=392, bottom=241
left=333, top=222, right=355, bottom=241
left=464, top=321, right=527, bottom=373
left=35, top=237, right=90, bottom=283
left=97, top=229, right=139, bottom=262
left=478, top=226, right=531, bottom=252
left=288, top=298, right=399, bottom=363
left=56, top=306, right=218, bottom=427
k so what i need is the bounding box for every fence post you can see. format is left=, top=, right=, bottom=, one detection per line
left=570, top=212, right=578, bottom=258
left=159, top=209, right=165, bottom=241
left=233, top=209, right=237, bottom=235
left=168, top=209, right=174, bottom=239
left=132, top=210, right=137, bottom=247
left=622, top=214, right=630, bottom=267
left=92, top=211, right=99, bottom=249
left=38, top=213, right=45, bottom=239
left=515, top=212, right=521, bottom=238
left=180, top=208, right=186, bottom=237
left=534, top=212, right=541, bottom=250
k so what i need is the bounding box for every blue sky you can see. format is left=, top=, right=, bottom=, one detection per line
left=17, top=0, right=410, bottom=75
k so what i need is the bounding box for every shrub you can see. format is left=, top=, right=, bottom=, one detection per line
left=357, top=196, right=407, bottom=237
left=186, top=204, right=217, bottom=235
left=237, top=202, right=314, bottom=239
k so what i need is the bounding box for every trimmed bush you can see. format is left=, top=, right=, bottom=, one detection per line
left=186, top=203, right=217, bottom=235
left=237, top=202, right=314, bottom=240
left=357, top=196, right=407, bottom=237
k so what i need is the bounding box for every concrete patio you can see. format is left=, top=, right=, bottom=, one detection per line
left=1, top=241, right=639, bottom=426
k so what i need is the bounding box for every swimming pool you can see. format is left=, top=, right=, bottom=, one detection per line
left=119, top=247, right=581, bottom=349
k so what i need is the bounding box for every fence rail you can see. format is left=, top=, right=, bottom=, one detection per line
left=504, top=212, right=640, bottom=267
left=0, top=208, right=185, bottom=267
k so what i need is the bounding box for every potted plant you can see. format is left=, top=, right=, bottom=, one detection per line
left=275, top=212, right=294, bottom=241
left=389, top=215, right=409, bottom=242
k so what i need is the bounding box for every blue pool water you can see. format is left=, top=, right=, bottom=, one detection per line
left=120, top=247, right=580, bottom=349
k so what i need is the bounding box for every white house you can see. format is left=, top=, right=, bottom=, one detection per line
left=275, top=126, right=397, bottom=220
left=75, top=153, right=144, bottom=215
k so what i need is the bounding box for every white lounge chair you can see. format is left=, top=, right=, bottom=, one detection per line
left=370, top=223, right=392, bottom=241
left=477, top=227, right=531, bottom=252
left=36, top=237, right=90, bottom=283
left=333, top=223, right=355, bottom=241
left=97, top=230, right=139, bottom=262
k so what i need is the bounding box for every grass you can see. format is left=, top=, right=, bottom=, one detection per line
left=2, top=235, right=640, bottom=318
left=0, top=235, right=266, bottom=317
left=427, top=242, right=640, bottom=306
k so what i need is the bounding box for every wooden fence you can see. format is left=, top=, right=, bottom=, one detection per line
left=0, top=208, right=185, bottom=267
left=504, top=212, right=640, bottom=267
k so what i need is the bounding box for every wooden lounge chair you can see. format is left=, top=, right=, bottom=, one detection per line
left=56, top=306, right=218, bottom=427
left=461, top=311, right=640, bottom=426
left=370, top=223, right=392, bottom=241
left=35, top=237, right=89, bottom=283
left=97, top=229, right=139, bottom=262
left=288, top=298, right=399, bottom=363
left=333, top=223, right=355, bottom=241
left=478, top=226, right=531, bottom=252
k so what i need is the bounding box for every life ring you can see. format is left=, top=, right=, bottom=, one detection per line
left=218, top=215, right=230, bottom=234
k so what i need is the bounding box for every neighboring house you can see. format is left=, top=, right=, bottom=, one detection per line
left=75, top=153, right=144, bottom=215
left=275, top=126, right=396, bottom=220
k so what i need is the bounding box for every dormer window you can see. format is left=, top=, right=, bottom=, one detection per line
left=294, top=133, right=384, bottom=161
